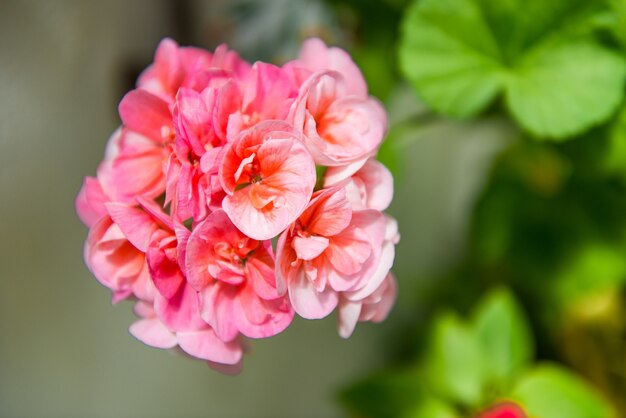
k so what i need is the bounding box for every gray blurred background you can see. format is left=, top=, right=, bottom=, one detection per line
left=0, top=1, right=508, bottom=416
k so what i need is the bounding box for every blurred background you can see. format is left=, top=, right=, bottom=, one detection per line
left=1, top=0, right=625, bottom=417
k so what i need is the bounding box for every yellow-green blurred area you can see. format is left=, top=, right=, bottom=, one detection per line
left=2, top=0, right=626, bottom=417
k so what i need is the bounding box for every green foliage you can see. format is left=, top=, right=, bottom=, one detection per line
left=327, top=0, right=626, bottom=415
left=425, top=313, right=484, bottom=405
left=340, top=289, right=615, bottom=417
left=399, top=0, right=626, bottom=139
left=512, top=365, right=617, bottom=418
left=472, top=289, right=533, bottom=387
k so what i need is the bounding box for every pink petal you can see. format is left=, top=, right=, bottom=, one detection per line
left=105, top=203, right=158, bottom=252
left=292, top=235, right=329, bottom=260
left=337, top=299, right=362, bottom=339
left=288, top=270, right=338, bottom=319
left=129, top=318, right=177, bottom=349
left=154, top=283, right=205, bottom=332
left=119, top=89, right=172, bottom=142
left=299, top=38, right=368, bottom=98
left=177, top=329, right=243, bottom=364
left=75, top=177, right=109, bottom=228
left=199, top=284, right=240, bottom=342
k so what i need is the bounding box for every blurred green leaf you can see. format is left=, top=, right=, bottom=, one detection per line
left=472, top=288, right=533, bottom=387
left=505, top=41, right=626, bottom=139
left=550, top=240, right=626, bottom=313
left=608, top=0, right=626, bottom=48
left=399, top=0, right=626, bottom=138
left=604, top=105, right=626, bottom=179
left=339, top=369, right=423, bottom=418
left=403, top=397, right=459, bottom=418
left=511, top=364, right=616, bottom=418
left=426, top=313, right=484, bottom=406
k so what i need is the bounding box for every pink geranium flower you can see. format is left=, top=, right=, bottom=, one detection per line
left=276, top=186, right=393, bottom=320
left=138, top=38, right=250, bottom=104
left=288, top=70, right=387, bottom=169
left=219, top=121, right=316, bottom=240
left=186, top=210, right=293, bottom=340
left=297, top=37, right=369, bottom=98
left=77, top=36, right=397, bottom=372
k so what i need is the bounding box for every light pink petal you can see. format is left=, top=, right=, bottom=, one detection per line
left=138, top=38, right=183, bottom=100
left=323, top=157, right=369, bottom=187
left=337, top=299, right=362, bottom=339
left=75, top=177, right=109, bottom=228
left=360, top=273, right=397, bottom=323
left=154, top=283, right=205, bottom=332
left=98, top=129, right=166, bottom=201
left=274, top=231, right=291, bottom=296
left=84, top=217, right=144, bottom=292
left=129, top=318, right=177, bottom=349
left=299, top=38, right=368, bottom=98
left=131, top=260, right=156, bottom=302
left=326, top=233, right=371, bottom=276
left=222, top=192, right=285, bottom=241
left=345, top=239, right=395, bottom=301
left=233, top=284, right=293, bottom=338
left=177, top=329, right=243, bottom=364
left=293, top=235, right=329, bottom=260
left=199, top=284, right=240, bottom=342
left=245, top=255, right=280, bottom=300
left=136, top=196, right=174, bottom=230
left=242, top=62, right=297, bottom=121
left=288, top=270, right=338, bottom=319
left=118, top=89, right=172, bottom=142
left=354, top=160, right=394, bottom=211
left=105, top=203, right=158, bottom=252
left=133, top=300, right=155, bottom=319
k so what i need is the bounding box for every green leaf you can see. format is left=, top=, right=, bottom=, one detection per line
left=403, top=397, right=459, bottom=418
left=472, top=288, right=533, bottom=387
left=505, top=41, right=626, bottom=139
left=604, top=104, right=626, bottom=178
left=425, top=313, right=484, bottom=406
left=399, top=0, right=504, bottom=118
left=399, top=0, right=626, bottom=139
left=339, top=369, right=423, bottom=418
left=511, top=364, right=616, bottom=418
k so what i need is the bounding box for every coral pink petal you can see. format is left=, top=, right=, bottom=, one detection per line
left=105, top=203, right=158, bottom=252
left=147, top=235, right=185, bottom=300
left=129, top=318, right=177, bottom=349
left=304, top=187, right=352, bottom=237
left=246, top=256, right=280, bottom=300
left=177, top=329, right=243, bottom=364
left=76, top=177, right=109, bottom=228
left=154, top=283, right=205, bottom=332
left=119, top=89, right=172, bottom=142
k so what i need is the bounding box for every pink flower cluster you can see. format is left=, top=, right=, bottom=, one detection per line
left=76, top=38, right=398, bottom=372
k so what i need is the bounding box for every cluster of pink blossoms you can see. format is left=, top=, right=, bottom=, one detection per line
left=76, top=38, right=399, bottom=373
